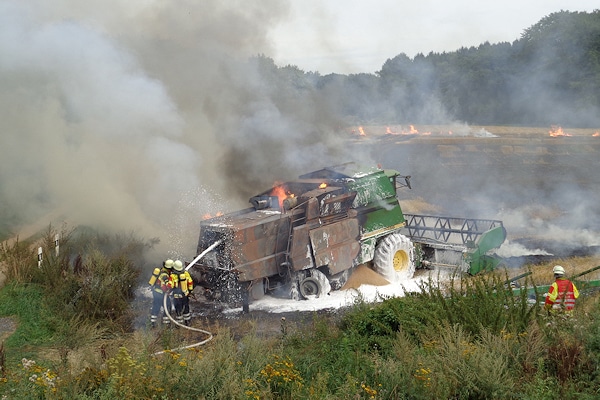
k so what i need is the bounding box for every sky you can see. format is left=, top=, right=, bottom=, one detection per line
left=268, top=0, right=600, bottom=74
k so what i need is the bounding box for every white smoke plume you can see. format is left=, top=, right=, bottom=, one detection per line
left=0, top=1, right=363, bottom=255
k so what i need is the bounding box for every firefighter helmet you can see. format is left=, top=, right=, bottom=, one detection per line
left=173, top=260, right=184, bottom=271
left=164, top=259, right=174, bottom=269
left=553, top=265, right=565, bottom=276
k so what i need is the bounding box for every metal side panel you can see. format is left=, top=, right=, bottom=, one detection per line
left=232, top=234, right=287, bottom=265
left=290, top=225, right=315, bottom=271
left=309, top=218, right=361, bottom=275
left=236, top=253, right=283, bottom=282
left=230, top=216, right=290, bottom=265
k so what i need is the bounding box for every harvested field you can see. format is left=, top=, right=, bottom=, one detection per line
left=350, top=125, right=600, bottom=264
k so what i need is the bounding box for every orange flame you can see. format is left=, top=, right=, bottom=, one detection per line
left=549, top=125, right=572, bottom=137
left=202, top=211, right=224, bottom=220
left=593, top=131, right=599, bottom=137
left=271, top=184, right=293, bottom=208
left=358, top=126, right=366, bottom=136
left=319, top=182, right=327, bottom=189
left=386, top=125, right=436, bottom=136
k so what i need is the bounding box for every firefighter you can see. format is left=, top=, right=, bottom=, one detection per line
left=169, top=260, right=194, bottom=326
left=148, top=259, right=174, bottom=327
left=544, top=265, right=579, bottom=312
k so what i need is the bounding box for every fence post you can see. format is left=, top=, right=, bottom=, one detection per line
left=54, top=234, right=60, bottom=257
left=37, top=247, right=43, bottom=268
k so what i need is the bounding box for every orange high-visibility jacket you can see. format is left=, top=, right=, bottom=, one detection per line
left=545, top=278, right=579, bottom=310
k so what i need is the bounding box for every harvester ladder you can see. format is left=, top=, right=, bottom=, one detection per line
left=280, top=208, right=307, bottom=274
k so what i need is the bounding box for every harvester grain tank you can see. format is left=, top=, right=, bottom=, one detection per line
left=192, top=162, right=506, bottom=310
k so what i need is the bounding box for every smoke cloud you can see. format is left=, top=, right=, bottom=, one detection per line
left=0, top=1, right=369, bottom=257
left=2, top=1, right=597, bottom=264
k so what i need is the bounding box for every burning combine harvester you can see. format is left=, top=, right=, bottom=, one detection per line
left=191, top=163, right=506, bottom=311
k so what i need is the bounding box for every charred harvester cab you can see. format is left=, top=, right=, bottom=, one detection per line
left=193, top=163, right=506, bottom=309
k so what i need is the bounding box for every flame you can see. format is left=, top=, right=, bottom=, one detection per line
left=202, top=211, right=223, bottom=220
left=358, top=126, right=366, bottom=136
left=593, top=131, right=599, bottom=137
left=319, top=182, right=327, bottom=189
left=385, top=125, right=435, bottom=136
left=549, top=125, right=572, bottom=137
left=271, top=184, right=293, bottom=208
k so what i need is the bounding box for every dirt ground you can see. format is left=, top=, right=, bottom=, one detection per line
left=0, top=317, right=17, bottom=343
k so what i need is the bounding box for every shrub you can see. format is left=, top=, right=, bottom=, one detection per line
left=341, top=272, right=540, bottom=348
left=0, top=224, right=153, bottom=352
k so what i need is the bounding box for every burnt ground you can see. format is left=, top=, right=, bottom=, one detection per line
left=354, top=127, right=600, bottom=263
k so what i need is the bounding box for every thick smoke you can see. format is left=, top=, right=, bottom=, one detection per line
left=0, top=1, right=371, bottom=256
left=0, top=2, right=189, bottom=233
left=2, top=1, right=597, bottom=264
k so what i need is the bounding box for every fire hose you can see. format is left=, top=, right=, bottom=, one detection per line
left=151, top=291, right=214, bottom=356
left=152, top=240, right=222, bottom=356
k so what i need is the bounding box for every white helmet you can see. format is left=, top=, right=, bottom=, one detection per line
left=553, top=265, right=565, bottom=276
left=173, top=260, right=184, bottom=271
left=164, top=259, right=174, bottom=269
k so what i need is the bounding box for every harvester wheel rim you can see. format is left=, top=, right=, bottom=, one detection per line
left=393, top=249, right=410, bottom=273
left=299, top=277, right=321, bottom=299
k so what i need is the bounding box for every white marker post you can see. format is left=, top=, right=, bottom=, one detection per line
left=37, top=247, right=43, bottom=268
left=54, top=233, right=60, bottom=257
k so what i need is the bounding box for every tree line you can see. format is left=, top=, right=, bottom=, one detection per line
left=253, top=10, right=600, bottom=128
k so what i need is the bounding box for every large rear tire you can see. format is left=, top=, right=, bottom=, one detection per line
left=374, top=233, right=415, bottom=282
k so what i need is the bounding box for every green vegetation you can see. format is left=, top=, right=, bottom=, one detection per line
left=1, top=228, right=600, bottom=398
left=0, top=225, right=149, bottom=355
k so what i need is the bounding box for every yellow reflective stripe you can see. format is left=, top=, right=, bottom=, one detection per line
left=547, top=282, right=559, bottom=302
left=361, top=222, right=406, bottom=240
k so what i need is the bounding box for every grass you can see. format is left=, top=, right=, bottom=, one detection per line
left=1, top=227, right=600, bottom=398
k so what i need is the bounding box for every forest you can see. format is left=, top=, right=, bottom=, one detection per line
left=252, top=10, right=600, bottom=128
